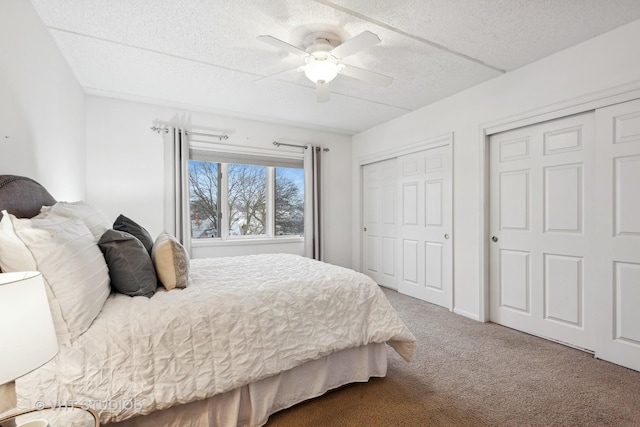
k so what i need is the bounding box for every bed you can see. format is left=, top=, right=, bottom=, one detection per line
left=0, top=175, right=415, bottom=426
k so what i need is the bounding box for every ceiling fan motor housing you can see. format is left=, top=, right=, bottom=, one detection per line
left=303, top=31, right=341, bottom=51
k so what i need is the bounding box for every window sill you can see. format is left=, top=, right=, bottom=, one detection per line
left=191, top=236, right=304, bottom=247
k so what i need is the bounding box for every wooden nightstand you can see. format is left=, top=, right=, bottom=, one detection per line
left=0, top=405, right=99, bottom=427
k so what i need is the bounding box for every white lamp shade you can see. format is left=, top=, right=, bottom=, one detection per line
left=304, top=61, right=338, bottom=83
left=303, top=54, right=341, bottom=84
left=0, top=271, right=59, bottom=384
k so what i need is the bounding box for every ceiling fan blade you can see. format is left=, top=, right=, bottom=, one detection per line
left=257, top=35, right=308, bottom=57
left=330, top=31, right=380, bottom=59
left=316, top=81, right=330, bottom=103
left=254, top=64, right=303, bottom=82
left=340, top=64, right=393, bottom=87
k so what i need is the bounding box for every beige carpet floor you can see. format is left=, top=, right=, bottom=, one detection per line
left=267, top=288, right=640, bottom=426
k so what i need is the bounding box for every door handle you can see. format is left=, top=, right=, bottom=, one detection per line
left=364, top=227, right=367, bottom=232
left=492, top=236, right=498, bottom=242
left=444, top=234, right=449, bottom=239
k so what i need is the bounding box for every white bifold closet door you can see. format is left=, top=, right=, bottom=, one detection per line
left=594, top=99, right=640, bottom=372
left=361, top=141, right=453, bottom=310
left=397, top=146, right=452, bottom=310
left=362, top=158, right=399, bottom=289
left=490, top=101, right=640, bottom=372
left=489, top=112, right=596, bottom=351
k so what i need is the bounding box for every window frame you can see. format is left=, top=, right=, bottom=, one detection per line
left=187, top=142, right=304, bottom=246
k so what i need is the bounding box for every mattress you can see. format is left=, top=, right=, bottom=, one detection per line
left=16, top=254, right=415, bottom=424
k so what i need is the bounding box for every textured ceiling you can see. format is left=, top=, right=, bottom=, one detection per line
left=30, top=0, right=640, bottom=134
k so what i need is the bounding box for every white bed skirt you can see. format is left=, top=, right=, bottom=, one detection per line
left=104, top=343, right=387, bottom=427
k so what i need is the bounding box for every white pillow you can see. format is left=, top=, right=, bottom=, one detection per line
left=0, top=211, right=69, bottom=345
left=40, top=201, right=111, bottom=241
left=0, top=210, right=37, bottom=272
left=8, top=212, right=111, bottom=345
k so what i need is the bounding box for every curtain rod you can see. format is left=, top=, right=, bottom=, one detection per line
left=150, top=128, right=323, bottom=150
left=187, top=131, right=229, bottom=141
left=150, top=126, right=229, bottom=141
left=273, top=141, right=329, bottom=152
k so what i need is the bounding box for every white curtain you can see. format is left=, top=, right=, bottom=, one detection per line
left=168, top=128, right=192, bottom=256
left=303, top=145, right=324, bottom=261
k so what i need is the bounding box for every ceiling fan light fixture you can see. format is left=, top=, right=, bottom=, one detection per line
left=303, top=54, right=341, bottom=84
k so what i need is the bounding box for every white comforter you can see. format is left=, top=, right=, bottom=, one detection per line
left=16, top=254, right=415, bottom=423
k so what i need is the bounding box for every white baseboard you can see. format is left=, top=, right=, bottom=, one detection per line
left=453, top=308, right=481, bottom=322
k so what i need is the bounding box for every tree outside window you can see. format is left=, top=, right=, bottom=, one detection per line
left=189, top=160, right=220, bottom=238
left=275, top=167, right=304, bottom=235
left=228, top=164, right=267, bottom=236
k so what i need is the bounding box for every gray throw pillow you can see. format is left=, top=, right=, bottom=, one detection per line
left=98, top=229, right=157, bottom=297
left=113, top=214, right=154, bottom=255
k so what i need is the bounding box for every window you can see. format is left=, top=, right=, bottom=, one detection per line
left=227, top=163, right=267, bottom=236
left=275, top=167, right=304, bottom=236
left=188, top=148, right=304, bottom=240
left=189, top=160, right=221, bottom=238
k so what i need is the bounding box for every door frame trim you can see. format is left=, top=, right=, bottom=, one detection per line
left=478, top=80, right=640, bottom=322
left=357, top=133, right=454, bottom=308
left=357, top=133, right=452, bottom=166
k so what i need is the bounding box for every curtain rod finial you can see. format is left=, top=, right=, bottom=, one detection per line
left=151, top=126, right=169, bottom=134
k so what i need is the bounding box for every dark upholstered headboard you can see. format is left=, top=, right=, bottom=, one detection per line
left=0, top=175, right=57, bottom=218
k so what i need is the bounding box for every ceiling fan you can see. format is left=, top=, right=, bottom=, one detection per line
left=257, top=30, right=393, bottom=102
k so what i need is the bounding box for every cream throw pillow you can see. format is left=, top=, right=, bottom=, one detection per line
left=151, top=233, right=189, bottom=290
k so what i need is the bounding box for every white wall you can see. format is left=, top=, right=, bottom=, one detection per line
left=352, top=19, right=640, bottom=320
left=85, top=96, right=353, bottom=267
left=0, top=0, right=85, bottom=200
